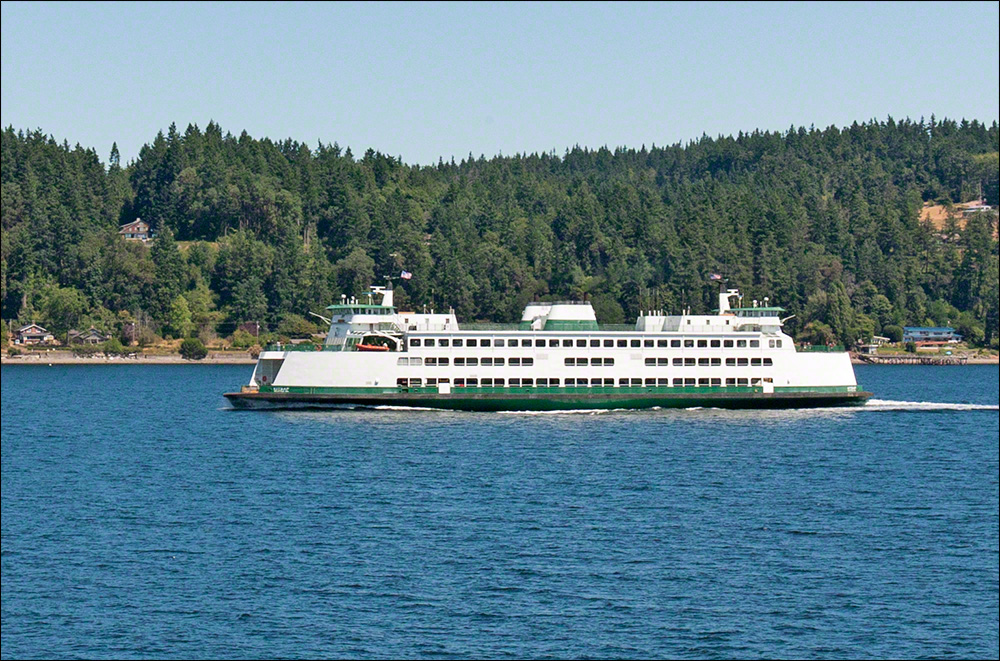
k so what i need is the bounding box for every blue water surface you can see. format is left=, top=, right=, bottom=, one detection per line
left=2, top=364, right=998, bottom=659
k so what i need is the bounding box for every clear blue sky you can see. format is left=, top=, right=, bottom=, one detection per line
left=2, top=1, right=998, bottom=166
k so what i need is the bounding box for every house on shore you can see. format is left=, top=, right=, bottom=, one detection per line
left=857, top=335, right=891, bottom=355
left=903, top=327, right=963, bottom=346
left=119, top=218, right=153, bottom=243
left=15, top=323, right=55, bottom=345
left=68, top=327, right=111, bottom=345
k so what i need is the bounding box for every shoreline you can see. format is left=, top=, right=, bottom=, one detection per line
left=851, top=355, right=998, bottom=365
left=1, top=351, right=256, bottom=365
left=2, top=351, right=995, bottom=366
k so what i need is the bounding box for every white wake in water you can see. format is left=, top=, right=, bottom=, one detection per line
left=862, top=399, right=998, bottom=411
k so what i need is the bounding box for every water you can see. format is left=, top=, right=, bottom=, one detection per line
left=2, top=364, right=997, bottom=659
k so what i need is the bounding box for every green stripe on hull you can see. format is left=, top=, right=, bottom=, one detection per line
left=226, top=389, right=872, bottom=411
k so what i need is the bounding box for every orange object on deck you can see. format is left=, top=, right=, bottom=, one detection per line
left=356, top=343, right=389, bottom=352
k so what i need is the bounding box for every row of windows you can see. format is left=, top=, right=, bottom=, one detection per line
left=409, top=337, right=781, bottom=349
left=644, top=357, right=773, bottom=367
left=399, top=356, right=772, bottom=368
left=565, top=357, right=615, bottom=366
left=396, top=377, right=771, bottom=388
left=398, top=356, right=536, bottom=366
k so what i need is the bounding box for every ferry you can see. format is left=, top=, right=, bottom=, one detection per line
left=224, top=283, right=871, bottom=411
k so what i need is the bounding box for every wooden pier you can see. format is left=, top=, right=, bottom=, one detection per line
left=857, top=354, right=969, bottom=366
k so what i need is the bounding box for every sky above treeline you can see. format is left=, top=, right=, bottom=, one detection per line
left=2, top=1, right=998, bottom=167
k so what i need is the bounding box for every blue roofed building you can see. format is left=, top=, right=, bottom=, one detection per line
left=903, top=327, right=963, bottom=345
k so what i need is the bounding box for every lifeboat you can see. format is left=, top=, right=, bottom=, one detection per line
left=356, top=343, right=390, bottom=352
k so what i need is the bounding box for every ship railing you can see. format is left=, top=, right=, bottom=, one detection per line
left=263, top=343, right=343, bottom=352
left=459, top=323, right=522, bottom=331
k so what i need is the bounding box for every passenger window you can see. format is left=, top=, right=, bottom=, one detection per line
left=563, top=339, right=573, bottom=347
left=410, top=339, right=421, bottom=347
left=631, top=340, right=641, bottom=348
left=711, top=340, right=720, bottom=348
left=697, top=340, right=708, bottom=348
left=590, top=339, right=600, bottom=347
left=724, top=340, right=734, bottom=348
left=750, top=340, right=760, bottom=348
left=577, top=339, right=587, bottom=347
left=438, top=338, right=449, bottom=347
left=480, top=339, right=490, bottom=347
left=684, top=339, right=694, bottom=348
left=604, top=339, right=614, bottom=347
left=658, top=339, right=668, bottom=347
left=671, top=339, right=681, bottom=347
left=467, top=339, right=477, bottom=347
left=644, top=340, right=654, bottom=348
left=452, top=339, right=463, bottom=347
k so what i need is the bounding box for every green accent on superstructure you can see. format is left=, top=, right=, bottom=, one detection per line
left=541, top=319, right=600, bottom=331
left=797, top=345, right=846, bottom=352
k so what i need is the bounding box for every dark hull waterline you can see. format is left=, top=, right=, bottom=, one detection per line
left=225, top=390, right=873, bottom=412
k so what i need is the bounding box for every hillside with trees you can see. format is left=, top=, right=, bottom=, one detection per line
left=2, top=116, right=998, bottom=349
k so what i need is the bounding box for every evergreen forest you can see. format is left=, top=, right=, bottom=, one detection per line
left=2, top=117, right=998, bottom=349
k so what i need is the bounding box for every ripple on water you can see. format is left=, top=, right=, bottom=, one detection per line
left=1, top=364, right=998, bottom=659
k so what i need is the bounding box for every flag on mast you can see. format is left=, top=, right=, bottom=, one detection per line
left=709, top=273, right=723, bottom=281
left=400, top=270, right=412, bottom=280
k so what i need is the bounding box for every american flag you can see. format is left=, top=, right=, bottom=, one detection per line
left=400, top=270, right=412, bottom=280
left=709, top=273, right=723, bottom=281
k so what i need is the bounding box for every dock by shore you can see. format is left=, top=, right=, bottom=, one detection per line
left=851, top=353, right=997, bottom=365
